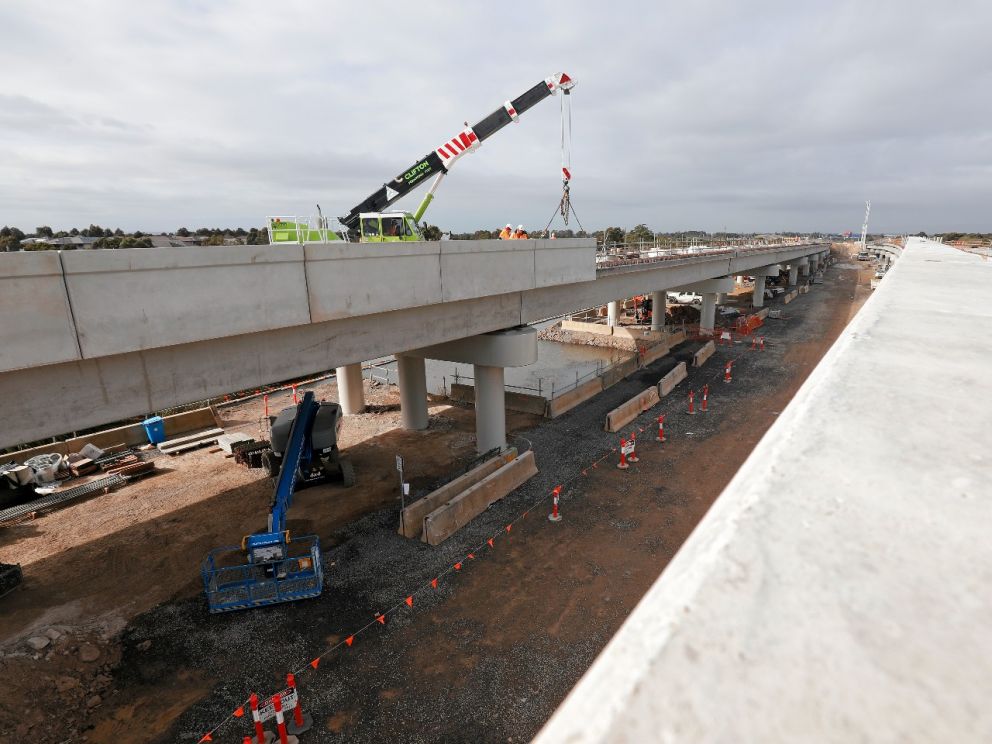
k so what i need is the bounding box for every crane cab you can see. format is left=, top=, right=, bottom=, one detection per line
left=359, top=212, right=422, bottom=242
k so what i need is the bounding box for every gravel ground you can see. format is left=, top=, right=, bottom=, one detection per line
left=57, top=253, right=866, bottom=743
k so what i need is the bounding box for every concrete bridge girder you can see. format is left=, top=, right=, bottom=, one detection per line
left=0, top=241, right=829, bottom=449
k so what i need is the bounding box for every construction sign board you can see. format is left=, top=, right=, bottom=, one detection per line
left=257, top=689, right=298, bottom=722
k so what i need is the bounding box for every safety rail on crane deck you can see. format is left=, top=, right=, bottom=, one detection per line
left=595, top=240, right=821, bottom=271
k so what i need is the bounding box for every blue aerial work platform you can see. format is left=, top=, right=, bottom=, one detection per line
left=201, top=391, right=329, bottom=613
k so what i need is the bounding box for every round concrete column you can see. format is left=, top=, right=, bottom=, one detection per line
left=700, top=293, right=717, bottom=334
left=788, top=265, right=799, bottom=287
left=397, top=355, right=428, bottom=430
left=800, top=262, right=810, bottom=277
left=607, top=300, right=620, bottom=327
left=473, top=364, right=506, bottom=453
left=650, top=291, right=665, bottom=331
left=752, top=275, right=766, bottom=308
left=335, top=363, right=365, bottom=415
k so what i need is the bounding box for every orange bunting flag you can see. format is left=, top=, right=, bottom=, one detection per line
left=467, top=553, right=475, bottom=560
left=431, top=578, right=438, bottom=589
left=487, top=538, right=494, bottom=548
left=581, top=469, right=587, bottom=476
left=523, top=510, right=528, bottom=518
left=346, top=635, right=355, bottom=646
left=377, top=615, right=386, bottom=625
left=198, top=735, right=212, bottom=743
left=311, top=657, right=321, bottom=668
left=593, top=462, right=599, bottom=469
left=506, top=524, right=512, bottom=533
left=233, top=706, right=244, bottom=718
left=405, top=595, right=414, bottom=607
left=454, top=562, right=462, bottom=570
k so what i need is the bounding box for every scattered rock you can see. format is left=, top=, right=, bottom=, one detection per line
left=79, top=643, right=101, bottom=663
left=26, top=636, right=50, bottom=651
left=54, top=675, right=81, bottom=693
left=94, top=674, right=112, bottom=688
left=86, top=694, right=102, bottom=708
left=136, top=639, right=152, bottom=652
left=44, top=628, right=62, bottom=640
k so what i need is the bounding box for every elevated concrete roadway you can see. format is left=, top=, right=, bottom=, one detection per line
left=535, top=238, right=992, bottom=743
left=0, top=239, right=826, bottom=448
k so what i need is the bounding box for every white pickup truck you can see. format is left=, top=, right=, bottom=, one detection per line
left=667, top=291, right=702, bottom=305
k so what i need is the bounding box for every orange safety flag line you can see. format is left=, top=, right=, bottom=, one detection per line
left=346, top=635, right=355, bottom=646
left=405, top=596, right=413, bottom=607
left=431, top=578, right=438, bottom=589
left=376, top=615, right=386, bottom=625
left=467, top=553, right=475, bottom=560
left=487, top=538, right=494, bottom=548
left=198, top=735, right=212, bottom=743
left=311, top=658, right=321, bottom=669
left=506, top=524, right=512, bottom=533
left=234, top=706, right=244, bottom=718
left=454, top=562, right=462, bottom=570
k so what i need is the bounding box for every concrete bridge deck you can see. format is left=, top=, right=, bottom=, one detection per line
left=535, top=238, right=992, bottom=743
left=0, top=239, right=826, bottom=448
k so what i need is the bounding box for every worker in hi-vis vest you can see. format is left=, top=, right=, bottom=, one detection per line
left=513, top=225, right=529, bottom=239
left=499, top=223, right=513, bottom=240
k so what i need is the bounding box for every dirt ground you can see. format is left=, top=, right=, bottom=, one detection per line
left=0, top=250, right=876, bottom=743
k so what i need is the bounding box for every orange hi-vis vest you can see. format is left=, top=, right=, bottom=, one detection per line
left=499, top=227, right=513, bottom=239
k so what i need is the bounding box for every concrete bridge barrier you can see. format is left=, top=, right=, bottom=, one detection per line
left=547, top=378, right=604, bottom=419
left=692, top=341, right=716, bottom=368
left=605, top=388, right=661, bottom=432
left=423, top=450, right=538, bottom=545
left=449, top=383, right=548, bottom=417
left=398, top=449, right=515, bottom=539
left=658, top=362, right=688, bottom=397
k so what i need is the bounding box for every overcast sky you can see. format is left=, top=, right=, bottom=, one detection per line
left=2, top=1, right=990, bottom=234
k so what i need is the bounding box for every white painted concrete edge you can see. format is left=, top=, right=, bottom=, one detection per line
left=535, top=239, right=992, bottom=743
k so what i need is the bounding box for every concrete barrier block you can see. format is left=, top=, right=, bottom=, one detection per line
left=605, top=387, right=661, bottom=432
left=449, top=383, right=548, bottom=416
left=601, top=356, right=641, bottom=389
left=756, top=308, right=770, bottom=320
left=399, top=449, right=515, bottom=539
left=693, top=340, right=716, bottom=368
left=547, top=377, right=604, bottom=418
left=423, top=450, right=538, bottom=545
left=658, top=362, right=688, bottom=397
left=666, top=330, right=687, bottom=346
left=561, top=319, right=613, bottom=336
left=640, top=342, right=670, bottom=366
left=783, top=292, right=794, bottom=304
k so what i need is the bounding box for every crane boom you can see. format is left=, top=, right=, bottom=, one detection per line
left=339, top=72, right=575, bottom=229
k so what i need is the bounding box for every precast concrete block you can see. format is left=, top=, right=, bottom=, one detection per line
left=693, top=341, right=716, bottom=368
left=605, top=387, right=661, bottom=432
left=658, top=362, right=688, bottom=397
left=423, top=450, right=538, bottom=545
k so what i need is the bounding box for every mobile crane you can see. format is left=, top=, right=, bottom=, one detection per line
left=268, top=72, right=576, bottom=244
left=201, top=392, right=341, bottom=613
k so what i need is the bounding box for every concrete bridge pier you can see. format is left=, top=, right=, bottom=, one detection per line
left=747, top=265, right=783, bottom=308
left=670, top=277, right=735, bottom=332
left=473, top=365, right=506, bottom=452
left=607, top=300, right=620, bottom=327
left=700, top=293, right=718, bottom=334
left=798, top=258, right=810, bottom=278
left=650, top=290, right=666, bottom=331
left=787, top=264, right=800, bottom=287
left=752, top=276, right=767, bottom=307
left=399, top=327, right=538, bottom=453
left=336, top=363, right=365, bottom=415
left=396, top=355, right=429, bottom=430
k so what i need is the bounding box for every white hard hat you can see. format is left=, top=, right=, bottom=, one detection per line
left=506, top=223, right=512, bottom=228
left=517, top=225, right=524, bottom=230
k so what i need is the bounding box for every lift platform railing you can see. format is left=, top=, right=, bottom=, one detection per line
left=200, top=535, right=323, bottom=613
